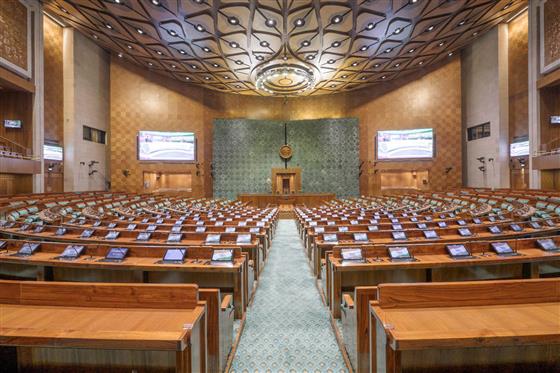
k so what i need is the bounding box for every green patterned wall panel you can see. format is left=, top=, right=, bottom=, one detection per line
left=213, top=118, right=359, bottom=199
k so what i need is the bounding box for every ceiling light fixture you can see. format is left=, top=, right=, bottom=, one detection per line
left=151, top=0, right=160, bottom=5
left=228, top=16, right=239, bottom=25
left=394, top=27, right=402, bottom=34
left=366, top=23, right=375, bottom=30
left=438, top=41, right=445, bottom=46
left=105, top=23, right=113, bottom=29
left=448, top=52, right=454, bottom=56
left=223, top=75, right=230, bottom=79
left=473, top=31, right=478, bottom=36
left=179, top=49, right=186, bottom=54
left=374, top=63, right=380, bottom=68
left=306, top=55, right=315, bottom=60
left=260, top=40, right=270, bottom=47
left=256, top=55, right=264, bottom=61
left=171, top=64, right=177, bottom=68
left=331, top=15, right=343, bottom=24
left=341, top=75, right=347, bottom=78
left=385, top=47, right=393, bottom=53
left=212, top=63, right=219, bottom=67
left=60, top=7, right=68, bottom=13
left=381, top=75, right=386, bottom=79
left=265, top=18, right=277, bottom=28
left=418, top=60, right=424, bottom=65
left=360, top=45, right=368, bottom=51
left=117, top=52, right=123, bottom=58
left=191, top=65, right=198, bottom=69
left=294, top=18, right=305, bottom=27
left=410, top=0, right=419, bottom=4
left=204, top=76, right=210, bottom=80
left=92, top=34, right=99, bottom=39
left=331, top=41, right=341, bottom=48
left=235, top=60, right=243, bottom=65
left=137, top=28, right=144, bottom=34
left=351, top=62, right=359, bottom=66
left=255, top=63, right=316, bottom=96
left=408, top=48, right=415, bottom=53
left=426, top=25, right=435, bottom=32
left=301, top=40, right=311, bottom=47
left=168, top=30, right=177, bottom=36
left=148, top=62, right=153, bottom=66
left=458, top=20, right=466, bottom=26
left=156, top=51, right=163, bottom=55
left=229, top=41, right=239, bottom=48
left=127, top=44, right=132, bottom=49
left=185, top=76, right=190, bottom=80
left=195, top=24, right=205, bottom=32
left=360, top=76, right=367, bottom=80
left=394, top=63, right=400, bottom=67
left=203, top=47, right=211, bottom=52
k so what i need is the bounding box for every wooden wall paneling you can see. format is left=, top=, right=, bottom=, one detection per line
left=43, top=15, right=64, bottom=145
left=508, top=12, right=529, bottom=142
left=0, top=91, right=33, bottom=153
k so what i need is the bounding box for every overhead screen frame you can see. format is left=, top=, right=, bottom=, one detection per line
left=137, top=130, right=197, bottom=163
left=43, top=144, right=63, bottom=161
left=375, top=128, right=436, bottom=161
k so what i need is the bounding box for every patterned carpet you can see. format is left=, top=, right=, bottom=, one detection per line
left=230, top=220, right=348, bottom=373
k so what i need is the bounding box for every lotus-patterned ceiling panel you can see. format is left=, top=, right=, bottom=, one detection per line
left=43, top=0, right=527, bottom=96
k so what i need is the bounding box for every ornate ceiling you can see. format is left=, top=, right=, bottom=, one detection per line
left=44, top=0, right=527, bottom=96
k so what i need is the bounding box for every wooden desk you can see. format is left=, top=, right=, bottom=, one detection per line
left=369, top=279, right=560, bottom=373
left=238, top=193, right=336, bottom=208
left=0, top=281, right=207, bottom=372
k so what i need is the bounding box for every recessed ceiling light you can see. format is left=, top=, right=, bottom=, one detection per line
left=341, top=75, right=347, bottom=78
left=438, top=41, right=445, bottom=46
left=409, top=0, right=419, bottom=3
left=426, top=25, right=435, bottom=32
left=228, top=16, right=239, bottom=25
left=374, top=63, right=380, bottom=68
left=327, top=59, right=335, bottom=64
left=185, top=76, right=190, bottom=80
left=148, top=62, right=153, bottom=66
left=394, top=63, right=400, bottom=67
left=156, top=51, right=163, bottom=55
left=204, top=76, right=210, bottom=80
left=193, top=0, right=203, bottom=4
left=117, top=52, right=123, bottom=58
left=360, top=45, right=368, bottom=51
left=212, top=63, right=219, bottom=67
left=195, top=24, right=205, bottom=32
left=235, top=85, right=241, bottom=88
left=191, top=65, right=198, bottom=69
left=60, top=7, right=68, bottom=13
left=179, top=49, right=186, bottom=54
left=448, top=52, right=454, bottom=56
left=385, top=47, right=393, bottom=53
left=223, top=75, right=230, bottom=79
left=331, top=15, right=343, bottom=24
left=294, top=18, right=305, bottom=27
left=458, top=20, right=466, bottom=26
left=229, top=41, right=239, bottom=48
left=235, top=60, right=243, bottom=65
left=168, top=30, right=177, bottom=36
left=360, top=76, right=367, bottom=80
left=171, top=64, right=177, bottom=68
left=282, top=56, right=288, bottom=61
left=92, top=34, right=99, bottom=39
left=408, top=48, right=415, bottom=53
left=137, top=28, right=144, bottom=34
left=260, top=40, right=269, bottom=47
left=351, top=62, right=359, bottom=66
left=473, top=31, right=478, bottom=36
left=151, top=0, right=160, bottom=5
left=331, top=41, right=341, bottom=48
left=394, top=27, right=402, bottom=34
left=331, top=84, right=336, bottom=88
left=418, top=60, right=424, bottom=65
left=503, top=2, right=512, bottom=10
left=381, top=75, right=386, bottom=79
left=301, top=40, right=311, bottom=47
left=127, top=44, right=132, bottom=49
left=366, top=23, right=375, bottom=30
left=256, top=55, right=264, bottom=61
left=105, top=23, right=113, bottom=29
left=265, top=18, right=277, bottom=27
left=203, top=47, right=211, bottom=52
left=306, top=55, right=315, bottom=60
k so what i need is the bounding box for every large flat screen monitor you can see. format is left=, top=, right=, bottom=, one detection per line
left=376, top=128, right=434, bottom=160
left=137, top=131, right=196, bottom=161
left=44, top=144, right=63, bottom=161
left=510, top=140, right=529, bottom=157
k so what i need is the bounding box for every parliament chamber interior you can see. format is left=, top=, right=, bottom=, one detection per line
left=0, top=0, right=559, bottom=372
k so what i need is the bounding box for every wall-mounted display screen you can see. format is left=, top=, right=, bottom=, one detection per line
left=510, top=140, right=529, bottom=157
left=551, top=116, right=560, bottom=124
left=137, top=131, right=196, bottom=161
left=44, top=144, right=63, bottom=161
left=376, top=128, right=434, bottom=160
left=4, top=120, right=22, bottom=128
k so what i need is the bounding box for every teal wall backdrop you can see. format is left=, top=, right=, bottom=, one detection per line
left=213, top=118, right=359, bottom=199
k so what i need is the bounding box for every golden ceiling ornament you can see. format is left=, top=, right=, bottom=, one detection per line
left=279, top=145, right=293, bottom=160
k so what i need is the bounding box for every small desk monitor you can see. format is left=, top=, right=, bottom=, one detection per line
left=162, top=248, right=186, bottom=263
left=212, top=249, right=233, bottom=262
left=107, top=222, right=117, bottom=229
left=472, top=218, right=482, bottom=224
left=196, top=226, right=207, bottom=233
left=146, top=224, right=157, bottom=232
left=488, top=216, right=496, bottom=222
left=368, top=225, right=378, bottom=232
left=425, top=216, right=433, bottom=221
left=510, top=223, right=523, bottom=232
left=249, top=227, right=260, bottom=233
left=323, top=233, right=338, bottom=243
left=392, top=231, right=407, bottom=241
left=17, top=242, right=40, bottom=256
left=127, top=223, right=137, bottom=231
left=536, top=238, right=558, bottom=251
left=545, top=219, right=555, bottom=227
left=529, top=221, right=542, bottom=229
left=338, top=226, right=349, bottom=232
left=171, top=225, right=182, bottom=233
left=410, top=217, right=418, bottom=222
left=206, top=234, right=221, bottom=244
left=34, top=225, right=45, bottom=233
left=446, top=244, right=472, bottom=259
left=423, top=230, right=439, bottom=239
left=456, top=219, right=467, bottom=226
left=93, top=220, right=102, bottom=227
left=80, top=229, right=94, bottom=238
left=341, top=248, right=363, bottom=262
left=105, top=230, right=120, bottom=240
left=491, top=242, right=515, bottom=256
left=488, top=225, right=502, bottom=234
left=105, top=247, right=128, bottom=261
left=437, top=221, right=447, bottom=228
left=392, top=224, right=403, bottom=230
left=156, top=218, right=164, bottom=224
left=167, top=233, right=182, bottom=243
left=458, top=228, right=472, bottom=237
left=136, top=232, right=151, bottom=241
left=353, top=233, right=368, bottom=242
left=390, top=218, right=400, bottom=224
left=236, top=234, right=251, bottom=244
left=59, top=245, right=85, bottom=259
left=416, top=223, right=427, bottom=229
left=388, top=246, right=412, bottom=261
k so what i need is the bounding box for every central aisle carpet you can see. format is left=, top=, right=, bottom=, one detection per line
left=230, top=220, right=348, bottom=373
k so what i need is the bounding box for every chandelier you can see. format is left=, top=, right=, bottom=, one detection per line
left=254, top=63, right=317, bottom=96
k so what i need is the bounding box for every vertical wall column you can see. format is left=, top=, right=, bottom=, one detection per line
left=527, top=1, right=541, bottom=188
left=63, top=28, right=110, bottom=192
left=31, top=0, right=44, bottom=193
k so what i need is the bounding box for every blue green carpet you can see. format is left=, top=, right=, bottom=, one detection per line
left=230, top=220, right=348, bottom=373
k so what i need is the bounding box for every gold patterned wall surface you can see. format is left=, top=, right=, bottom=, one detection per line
left=110, top=57, right=462, bottom=196
left=43, top=15, right=64, bottom=144
left=543, top=0, right=560, bottom=70
left=0, top=0, right=28, bottom=74
left=508, top=12, right=528, bottom=142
